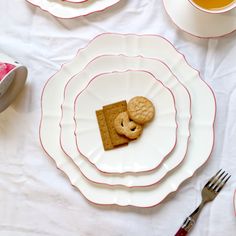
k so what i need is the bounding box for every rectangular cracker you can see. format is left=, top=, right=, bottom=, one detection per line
left=96, top=110, right=114, bottom=151
left=103, top=100, right=129, bottom=147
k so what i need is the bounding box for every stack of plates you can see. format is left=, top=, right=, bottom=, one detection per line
left=26, top=0, right=121, bottom=18
left=40, top=33, right=216, bottom=207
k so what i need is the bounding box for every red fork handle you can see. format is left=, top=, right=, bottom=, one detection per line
left=175, top=228, right=188, bottom=236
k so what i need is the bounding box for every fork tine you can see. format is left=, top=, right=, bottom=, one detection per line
left=205, top=169, right=222, bottom=187
left=208, top=170, right=225, bottom=188
left=212, top=172, right=228, bottom=191
left=215, top=174, right=231, bottom=193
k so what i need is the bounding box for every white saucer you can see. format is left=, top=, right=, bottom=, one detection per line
left=74, top=70, right=177, bottom=173
left=163, top=0, right=236, bottom=38
left=26, top=0, right=121, bottom=19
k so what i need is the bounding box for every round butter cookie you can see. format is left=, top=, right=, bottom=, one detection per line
left=127, top=96, right=155, bottom=125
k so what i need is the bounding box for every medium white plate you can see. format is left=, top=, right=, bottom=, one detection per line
left=26, top=0, right=120, bottom=19
left=163, top=0, right=236, bottom=38
left=74, top=70, right=177, bottom=173
left=61, top=55, right=191, bottom=186
left=40, top=33, right=215, bottom=207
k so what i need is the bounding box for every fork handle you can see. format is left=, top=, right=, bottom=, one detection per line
left=175, top=217, right=194, bottom=235
left=175, top=201, right=205, bottom=235
left=175, top=228, right=188, bottom=236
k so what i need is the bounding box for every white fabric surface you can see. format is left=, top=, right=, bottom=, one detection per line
left=0, top=0, right=236, bottom=235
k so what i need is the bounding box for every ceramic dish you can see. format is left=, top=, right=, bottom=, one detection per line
left=163, top=0, right=236, bottom=38
left=61, top=55, right=191, bottom=187
left=74, top=70, right=177, bottom=173
left=40, top=33, right=215, bottom=207
left=26, top=0, right=121, bottom=19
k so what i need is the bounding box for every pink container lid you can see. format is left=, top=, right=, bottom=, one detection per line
left=0, top=63, right=15, bottom=81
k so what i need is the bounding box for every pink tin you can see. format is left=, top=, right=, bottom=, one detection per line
left=0, top=53, right=27, bottom=112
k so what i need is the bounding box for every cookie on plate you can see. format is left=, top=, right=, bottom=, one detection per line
left=127, top=96, right=155, bottom=125
left=114, top=111, right=143, bottom=140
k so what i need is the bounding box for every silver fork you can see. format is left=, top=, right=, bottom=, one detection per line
left=175, top=169, right=231, bottom=236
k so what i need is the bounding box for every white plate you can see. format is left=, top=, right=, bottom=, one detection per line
left=26, top=0, right=120, bottom=19
left=61, top=55, right=191, bottom=186
left=74, top=70, right=177, bottom=173
left=40, top=33, right=215, bottom=207
left=163, top=0, right=236, bottom=38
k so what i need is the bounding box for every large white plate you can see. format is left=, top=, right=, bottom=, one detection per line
left=40, top=33, right=215, bottom=207
left=74, top=70, right=177, bottom=173
left=61, top=55, right=191, bottom=187
left=163, top=0, right=236, bottom=38
left=26, top=0, right=120, bottom=19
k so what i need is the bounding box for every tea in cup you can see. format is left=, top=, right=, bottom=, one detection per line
left=189, top=0, right=236, bottom=13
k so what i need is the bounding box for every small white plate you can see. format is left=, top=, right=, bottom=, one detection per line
left=74, top=70, right=177, bottom=173
left=26, top=0, right=121, bottom=19
left=61, top=55, right=191, bottom=187
left=40, top=33, right=215, bottom=207
left=163, top=0, right=236, bottom=38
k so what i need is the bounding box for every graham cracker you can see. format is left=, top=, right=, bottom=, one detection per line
left=96, top=110, right=114, bottom=151
left=103, top=100, right=129, bottom=147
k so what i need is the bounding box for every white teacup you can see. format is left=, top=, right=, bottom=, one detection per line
left=188, top=0, right=236, bottom=14
left=0, top=53, right=27, bottom=112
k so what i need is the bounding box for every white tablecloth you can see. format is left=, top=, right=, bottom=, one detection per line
left=0, top=0, right=235, bottom=235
